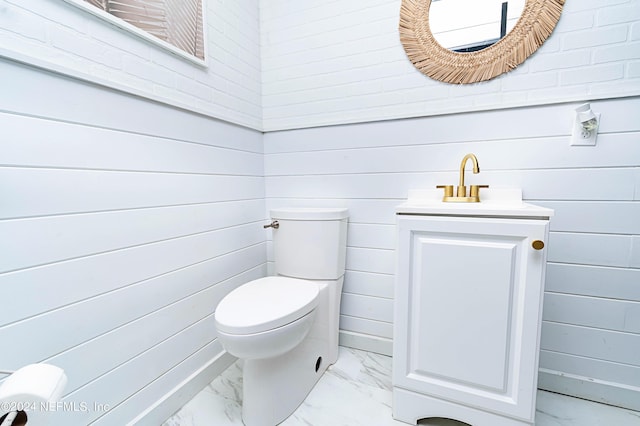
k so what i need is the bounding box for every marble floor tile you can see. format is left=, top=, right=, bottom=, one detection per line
left=163, top=347, right=640, bottom=426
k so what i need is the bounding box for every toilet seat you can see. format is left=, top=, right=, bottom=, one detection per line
left=215, top=276, right=319, bottom=335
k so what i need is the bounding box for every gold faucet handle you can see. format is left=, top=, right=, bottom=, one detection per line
left=436, top=185, right=454, bottom=197
left=470, top=185, right=489, bottom=200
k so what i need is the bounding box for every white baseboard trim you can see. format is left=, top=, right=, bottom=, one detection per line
left=337, top=334, right=640, bottom=413
left=130, top=351, right=237, bottom=425
left=339, top=330, right=393, bottom=357
left=538, top=368, right=640, bottom=412
left=126, top=340, right=639, bottom=424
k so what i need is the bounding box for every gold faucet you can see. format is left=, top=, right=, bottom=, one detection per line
left=437, top=153, right=488, bottom=202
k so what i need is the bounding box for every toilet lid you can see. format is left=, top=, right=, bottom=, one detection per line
left=215, top=276, right=319, bottom=335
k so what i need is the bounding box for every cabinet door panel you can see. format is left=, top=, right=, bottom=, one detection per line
left=394, top=215, right=549, bottom=422
left=412, top=234, right=518, bottom=392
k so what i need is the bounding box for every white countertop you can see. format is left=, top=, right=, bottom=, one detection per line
left=396, top=188, right=554, bottom=218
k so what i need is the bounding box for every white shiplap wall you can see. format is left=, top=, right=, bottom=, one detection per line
left=260, top=0, right=640, bottom=411
left=0, top=57, right=266, bottom=425
left=264, top=97, right=640, bottom=410
left=2, top=0, right=638, bottom=421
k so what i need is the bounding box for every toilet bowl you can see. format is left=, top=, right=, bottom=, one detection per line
left=213, top=207, right=348, bottom=426
left=215, top=277, right=319, bottom=360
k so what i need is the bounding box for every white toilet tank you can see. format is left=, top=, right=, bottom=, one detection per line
left=271, top=208, right=348, bottom=280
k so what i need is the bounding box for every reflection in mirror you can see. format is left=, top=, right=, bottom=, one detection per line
left=429, top=0, right=525, bottom=52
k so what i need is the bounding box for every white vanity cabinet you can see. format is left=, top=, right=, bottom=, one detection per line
left=393, top=202, right=553, bottom=426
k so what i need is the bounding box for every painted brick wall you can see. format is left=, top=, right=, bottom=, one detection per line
left=260, top=0, right=640, bottom=131
left=0, top=0, right=262, bottom=129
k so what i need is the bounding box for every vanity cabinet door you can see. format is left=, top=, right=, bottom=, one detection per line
left=393, top=215, right=549, bottom=423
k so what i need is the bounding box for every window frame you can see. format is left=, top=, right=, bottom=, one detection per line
left=63, top=0, right=208, bottom=67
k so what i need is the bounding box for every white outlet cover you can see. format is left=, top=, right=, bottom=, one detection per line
left=570, top=112, right=601, bottom=146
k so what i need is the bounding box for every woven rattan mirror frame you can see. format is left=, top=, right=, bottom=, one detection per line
left=399, top=0, right=565, bottom=84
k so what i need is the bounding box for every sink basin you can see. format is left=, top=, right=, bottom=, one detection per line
left=396, top=188, right=554, bottom=218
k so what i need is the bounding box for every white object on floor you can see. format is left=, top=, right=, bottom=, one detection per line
left=0, top=364, right=67, bottom=425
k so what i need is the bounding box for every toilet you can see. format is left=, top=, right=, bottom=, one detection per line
left=214, top=207, right=349, bottom=426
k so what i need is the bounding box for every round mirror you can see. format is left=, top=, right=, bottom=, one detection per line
left=399, top=0, right=565, bottom=84
left=429, top=0, right=526, bottom=52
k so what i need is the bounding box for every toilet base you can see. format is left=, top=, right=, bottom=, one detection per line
left=242, top=335, right=330, bottom=426
left=240, top=279, right=342, bottom=426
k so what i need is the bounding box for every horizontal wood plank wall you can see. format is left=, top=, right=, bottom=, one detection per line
left=0, top=58, right=266, bottom=425
left=264, top=97, right=640, bottom=410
